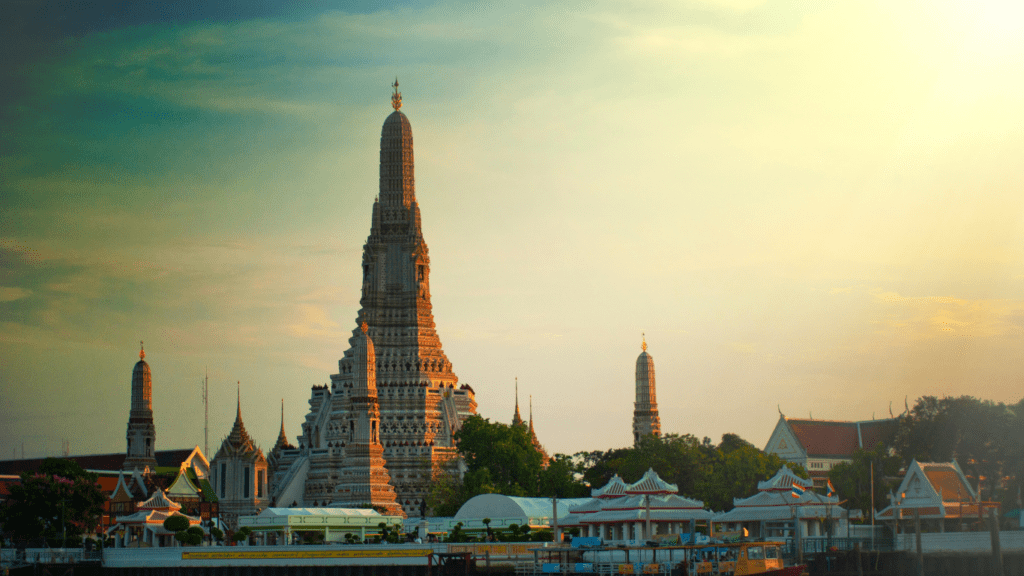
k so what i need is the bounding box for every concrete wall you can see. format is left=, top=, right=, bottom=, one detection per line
left=894, top=530, right=1024, bottom=553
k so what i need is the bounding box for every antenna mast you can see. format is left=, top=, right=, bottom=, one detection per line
left=202, top=369, right=209, bottom=457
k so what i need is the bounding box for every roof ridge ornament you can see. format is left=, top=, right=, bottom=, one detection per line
left=391, top=78, right=402, bottom=111
left=361, top=321, right=369, bottom=334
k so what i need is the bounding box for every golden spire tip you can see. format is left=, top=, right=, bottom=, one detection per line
left=391, top=78, right=402, bottom=111
left=140, top=341, right=145, bottom=360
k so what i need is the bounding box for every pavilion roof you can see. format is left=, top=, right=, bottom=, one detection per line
left=757, top=466, right=813, bottom=492
left=626, top=468, right=678, bottom=495
left=592, top=474, right=628, bottom=498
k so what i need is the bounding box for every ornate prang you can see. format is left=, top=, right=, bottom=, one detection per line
left=391, top=78, right=402, bottom=111
left=295, top=87, right=476, bottom=517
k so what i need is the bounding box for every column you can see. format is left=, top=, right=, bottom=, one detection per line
left=635, top=522, right=643, bottom=541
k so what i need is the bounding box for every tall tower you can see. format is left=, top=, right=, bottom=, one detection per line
left=633, top=335, right=661, bottom=446
left=298, top=82, right=477, bottom=515
left=331, top=323, right=403, bottom=515
left=124, top=343, right=157, bottom=471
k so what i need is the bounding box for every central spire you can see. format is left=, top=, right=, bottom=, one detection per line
left=306, top=82, right=475, bottom=517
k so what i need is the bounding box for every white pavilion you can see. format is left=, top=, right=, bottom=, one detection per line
left=713, top=466, right=856, bottom=541
left=562, top=469, right=715, bottom=543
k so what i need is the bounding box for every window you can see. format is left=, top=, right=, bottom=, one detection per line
left=145, top=438, right=151, bottom=456
left=766, top=546, right=779, bottom=559
left=243, top=466, right=250, bottom=499
left=220, top=463, right=226, bottom=496
left=747, top=546, right=764, bottom=560
left=257, top=470, right=265, bottom=498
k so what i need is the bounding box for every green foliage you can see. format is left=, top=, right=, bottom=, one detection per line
left=577, top=433, right=799, bottom=511
left=429, top=415, right=588, bottom=515
left=828, top=443, right=901, bottom=519
left=0, top=458, right=106, bottom=544
left=893, top=395, right=1016, bottom=500
left=210, top=526, right=224, bottom=542
left=444, top=522, right=468, bottom=542
left=163, top=514, right=191, bottom=533
left=231, top=526, right=253, bottom=543
left=174, top=526, right=204, bottom=546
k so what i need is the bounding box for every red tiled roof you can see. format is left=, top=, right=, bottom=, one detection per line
left=922, top=465, right=973, bottom=502
left=0, top=449, right=199, bottom=476
left=786, top=418, right=896, bottom=457
left=858, top=420, right=898, bottom=451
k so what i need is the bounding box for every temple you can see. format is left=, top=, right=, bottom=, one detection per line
left=633, top=336, right=661, bottom=445
left=210, top=385, right=270, bottom=530
left=124, top=343, right=157, bottom=471
left=329, top=323, right=402, bottom=515
left=272, top=82, right=477, bottom=516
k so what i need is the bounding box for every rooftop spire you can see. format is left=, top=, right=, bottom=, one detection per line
left=391, top=78, right=402, bottom=111
left=641, top=332, right=647, bottom=352
left=140, top=340, right=145, bottom=360
left=277, top=398, right=289, bottom=447
left=512, top=377, right=523, bottom=426
left=225, top=380, right=254, bottom=450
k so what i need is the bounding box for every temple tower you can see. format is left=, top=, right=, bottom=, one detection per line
left=299, top=82, right=476, bottom=516
left=633, top=335, right=661, bottom=446
left=331, top=323, right=403, bottom=515
left=124, top=343, right=157, bottom=471
left=210, top=385, right=269, bottom=530
left=512, top=378, right=523, bottom=426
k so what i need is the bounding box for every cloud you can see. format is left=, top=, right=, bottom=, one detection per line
left=871, top=290, right=1024, bottom=339
left=0, top=287, right=32, bottom=302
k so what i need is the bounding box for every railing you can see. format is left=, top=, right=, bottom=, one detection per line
left=270, top=454, right=309, bottom=501
left=799, top=536, right=895, bottom=555
left=440, top=391, right=462, bottom=434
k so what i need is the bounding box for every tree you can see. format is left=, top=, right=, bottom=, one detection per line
left=0, top=458, right=106, bottom=546
left=163, top=515, right=190, bottom=533
left=175, top=526, right=204, bottom=546
left=578, top=433, right=803, bottom=511
left=894, top=395, right=1014, bottom=500
left=430, top=415, right=587, bottom=514
left=231, top=526, right=252, bottom=544
left=698, top=437, right=800, bottom=511
left=828, top=443, right=901, bottom=519
left=456, top=415, right=544, bottom=496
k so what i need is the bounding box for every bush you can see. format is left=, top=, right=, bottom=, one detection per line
left=163, top=515, right=190, bottom=533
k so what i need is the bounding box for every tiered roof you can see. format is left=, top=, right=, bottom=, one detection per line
left=564, top=469, right=711, bottom=527
left=626, top=468, right=679, bottom=495
left=215, top=387, right=264, bottom=462
left=716, top=466, right=851, bottom=523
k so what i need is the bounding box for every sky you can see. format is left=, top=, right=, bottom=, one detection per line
left=3, top=0, right=1024, bottom=462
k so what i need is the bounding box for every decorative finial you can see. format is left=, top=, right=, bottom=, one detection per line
left=641, top=333, right=647, bottom=352
left=391, top=78, right=402, bottom=111
left=140, top=341, right=145, bottom=360
left=361, top=321, right=369, bottom=334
